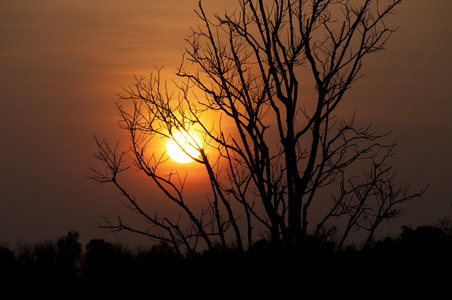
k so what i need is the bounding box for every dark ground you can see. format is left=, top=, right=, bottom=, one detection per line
left=1, top=223, right=451, bottom=299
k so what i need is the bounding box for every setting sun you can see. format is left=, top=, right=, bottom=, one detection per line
left=166, top=130, right=202, bottom=163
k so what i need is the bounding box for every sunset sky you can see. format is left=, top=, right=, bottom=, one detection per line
left=1, top=0, right=451, bottom=247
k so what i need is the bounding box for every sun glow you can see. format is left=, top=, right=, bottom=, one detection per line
left=166, top=131, right=202, bottom=163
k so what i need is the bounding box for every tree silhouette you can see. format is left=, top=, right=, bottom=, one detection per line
left=91, top=0, right=426, bottom=253
left=55, top=230, right=81, bottom=281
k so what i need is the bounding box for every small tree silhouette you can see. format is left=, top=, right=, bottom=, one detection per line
left=55, top=231, right=81, bottom=281
left=92, top=0, right=426, bottom=253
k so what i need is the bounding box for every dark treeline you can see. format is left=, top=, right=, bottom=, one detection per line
left=1, top=221, right=452, bottom=298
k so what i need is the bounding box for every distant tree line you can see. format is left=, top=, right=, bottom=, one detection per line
left=1, top=221, right=451, bottom=298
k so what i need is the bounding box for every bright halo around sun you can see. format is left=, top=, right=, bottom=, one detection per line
left=166, top=131, right=202, bottom=163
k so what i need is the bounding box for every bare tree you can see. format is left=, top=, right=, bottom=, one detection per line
left=91, top=0, right=426, bottom=253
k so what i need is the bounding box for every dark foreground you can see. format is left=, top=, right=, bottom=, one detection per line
left=1, top=224, right=451, bottom=298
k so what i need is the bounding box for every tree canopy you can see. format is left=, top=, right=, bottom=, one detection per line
left=91, top=0, right=426, bottom=253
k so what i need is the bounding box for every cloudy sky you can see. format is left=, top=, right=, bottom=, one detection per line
left=1, top=0, right=451, bottom=247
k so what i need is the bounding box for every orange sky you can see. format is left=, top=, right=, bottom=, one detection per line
left=1, top=0, right=451, bottom=247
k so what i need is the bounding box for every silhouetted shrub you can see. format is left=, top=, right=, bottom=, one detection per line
left=0, top=247, right=20, bottom=283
